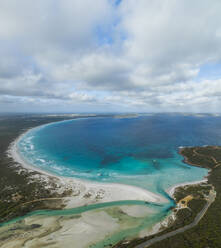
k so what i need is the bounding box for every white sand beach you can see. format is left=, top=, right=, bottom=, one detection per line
left=0, top=203, right=156, bottom=248
left=8, top=129, right=168, bottom=210
left=3, top=126, right=211, bottom=248
left=166, top=179, right=208, bottom=198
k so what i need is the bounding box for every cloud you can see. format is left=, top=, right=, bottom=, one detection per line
left=1, top=0, right=221, bottom=112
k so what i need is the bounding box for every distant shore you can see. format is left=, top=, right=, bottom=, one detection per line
left=1, top=116, right=215, bottom=247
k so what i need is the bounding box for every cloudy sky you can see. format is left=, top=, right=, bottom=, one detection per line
left=1, top=0, right=221, bottom=113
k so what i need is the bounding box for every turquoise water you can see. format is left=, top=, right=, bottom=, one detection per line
left=0, top=200, right=165, bottom=228
left=17, top=114, right=213, bottom=195
left=7, top=114, right=221, bottom=245
left=0, top=200, right=170, bottom=247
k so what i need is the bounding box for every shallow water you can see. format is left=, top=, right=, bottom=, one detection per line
left=0, top=200, right=166, bottom=228
left=0, top=200, right=170, bottom=247
left=14, top=113, right=221, bottom=244
left=17, top=114, right=215, bottom=194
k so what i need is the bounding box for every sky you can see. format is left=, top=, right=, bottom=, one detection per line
left=1, top=0, right=221, bottom=113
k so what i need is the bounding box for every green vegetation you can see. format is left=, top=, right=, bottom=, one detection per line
left=116, top=146, right=221, bottom=248
left=180, top=146, right=221, bottom=169
left=113, top=186, right=210, bottom=248
left=1, top=115, right=221, bottom=247
left=149, top=147, right=221, bottom=248
left=0, top=114, right=106, bottom=223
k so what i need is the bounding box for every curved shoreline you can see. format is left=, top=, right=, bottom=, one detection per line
left=8, top=120, right=168, bottom=206
left=3, top=118, right=213, bottom=247
left=8, top=118, right=210, bottom=206
left=135, top=190, right=216, bottom=248
left=166, top=178, right=208, bottom=198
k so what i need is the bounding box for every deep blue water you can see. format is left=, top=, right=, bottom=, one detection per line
left=18, top=114, right=221, bottom=195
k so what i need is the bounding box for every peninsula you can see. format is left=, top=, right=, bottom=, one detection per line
left=116, top=146, right=221, bottom=248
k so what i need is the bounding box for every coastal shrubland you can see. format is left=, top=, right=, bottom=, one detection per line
left=1, top=115, right=221, bottom=247
left=115, top=146, right=221, bottom=248
left=0, top=114, right=85, bottom=223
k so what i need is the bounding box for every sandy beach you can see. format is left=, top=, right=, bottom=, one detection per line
left=1, top=120, right=212, bottom=248
left=166, top=179, right=208, bottom=198
left=0, top=203, right=157, bottom=248
left=8, top=127, right=168, bottom=210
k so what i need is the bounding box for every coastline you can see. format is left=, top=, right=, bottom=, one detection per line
left=1, top=118, right=215, bottom=247
left=164, top=146, right=211, bottom=197
left=179, top=147, right=212, bottom=170
left=6, top=119, right=213, bottom=247
left=166, top=178, right=208, bottom=198
left=1, top=114, right=220, bottom=248
left=128, top=146, right=219, bottom=248
left=138, top=179, right=209, bottom=240
left=8, top=123, right=168, bottom=208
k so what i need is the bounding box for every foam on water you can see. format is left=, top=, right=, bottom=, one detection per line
left=16, top=114, right=219, bottom=196
left=10, top=114, right=221, bottom=245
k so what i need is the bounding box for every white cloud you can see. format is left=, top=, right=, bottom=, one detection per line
left=1, top=0, right=221, bottom=112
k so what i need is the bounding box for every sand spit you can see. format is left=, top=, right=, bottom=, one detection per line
left=0, top=125, right=171, bottom=248
left=166, top=179, right=208, bottom=198
left=119, top=205, right=156, bottom=218
left=0, top=210, right=118, bottom=248
left=0, top=204, right=156, bottom=248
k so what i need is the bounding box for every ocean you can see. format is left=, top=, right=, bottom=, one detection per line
left=17, top=113, right=221, bottom=196
left=12, top=113, right=221, bottom=244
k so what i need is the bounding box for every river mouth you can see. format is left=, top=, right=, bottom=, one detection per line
left=8, top=114, right=216, bottom=246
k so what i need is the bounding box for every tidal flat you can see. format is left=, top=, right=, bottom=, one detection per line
left=0, top=205, right=157, bottom=248
left=1, top=114, right=221, bottom=247
left=0, top=114, right=169, bottom=248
